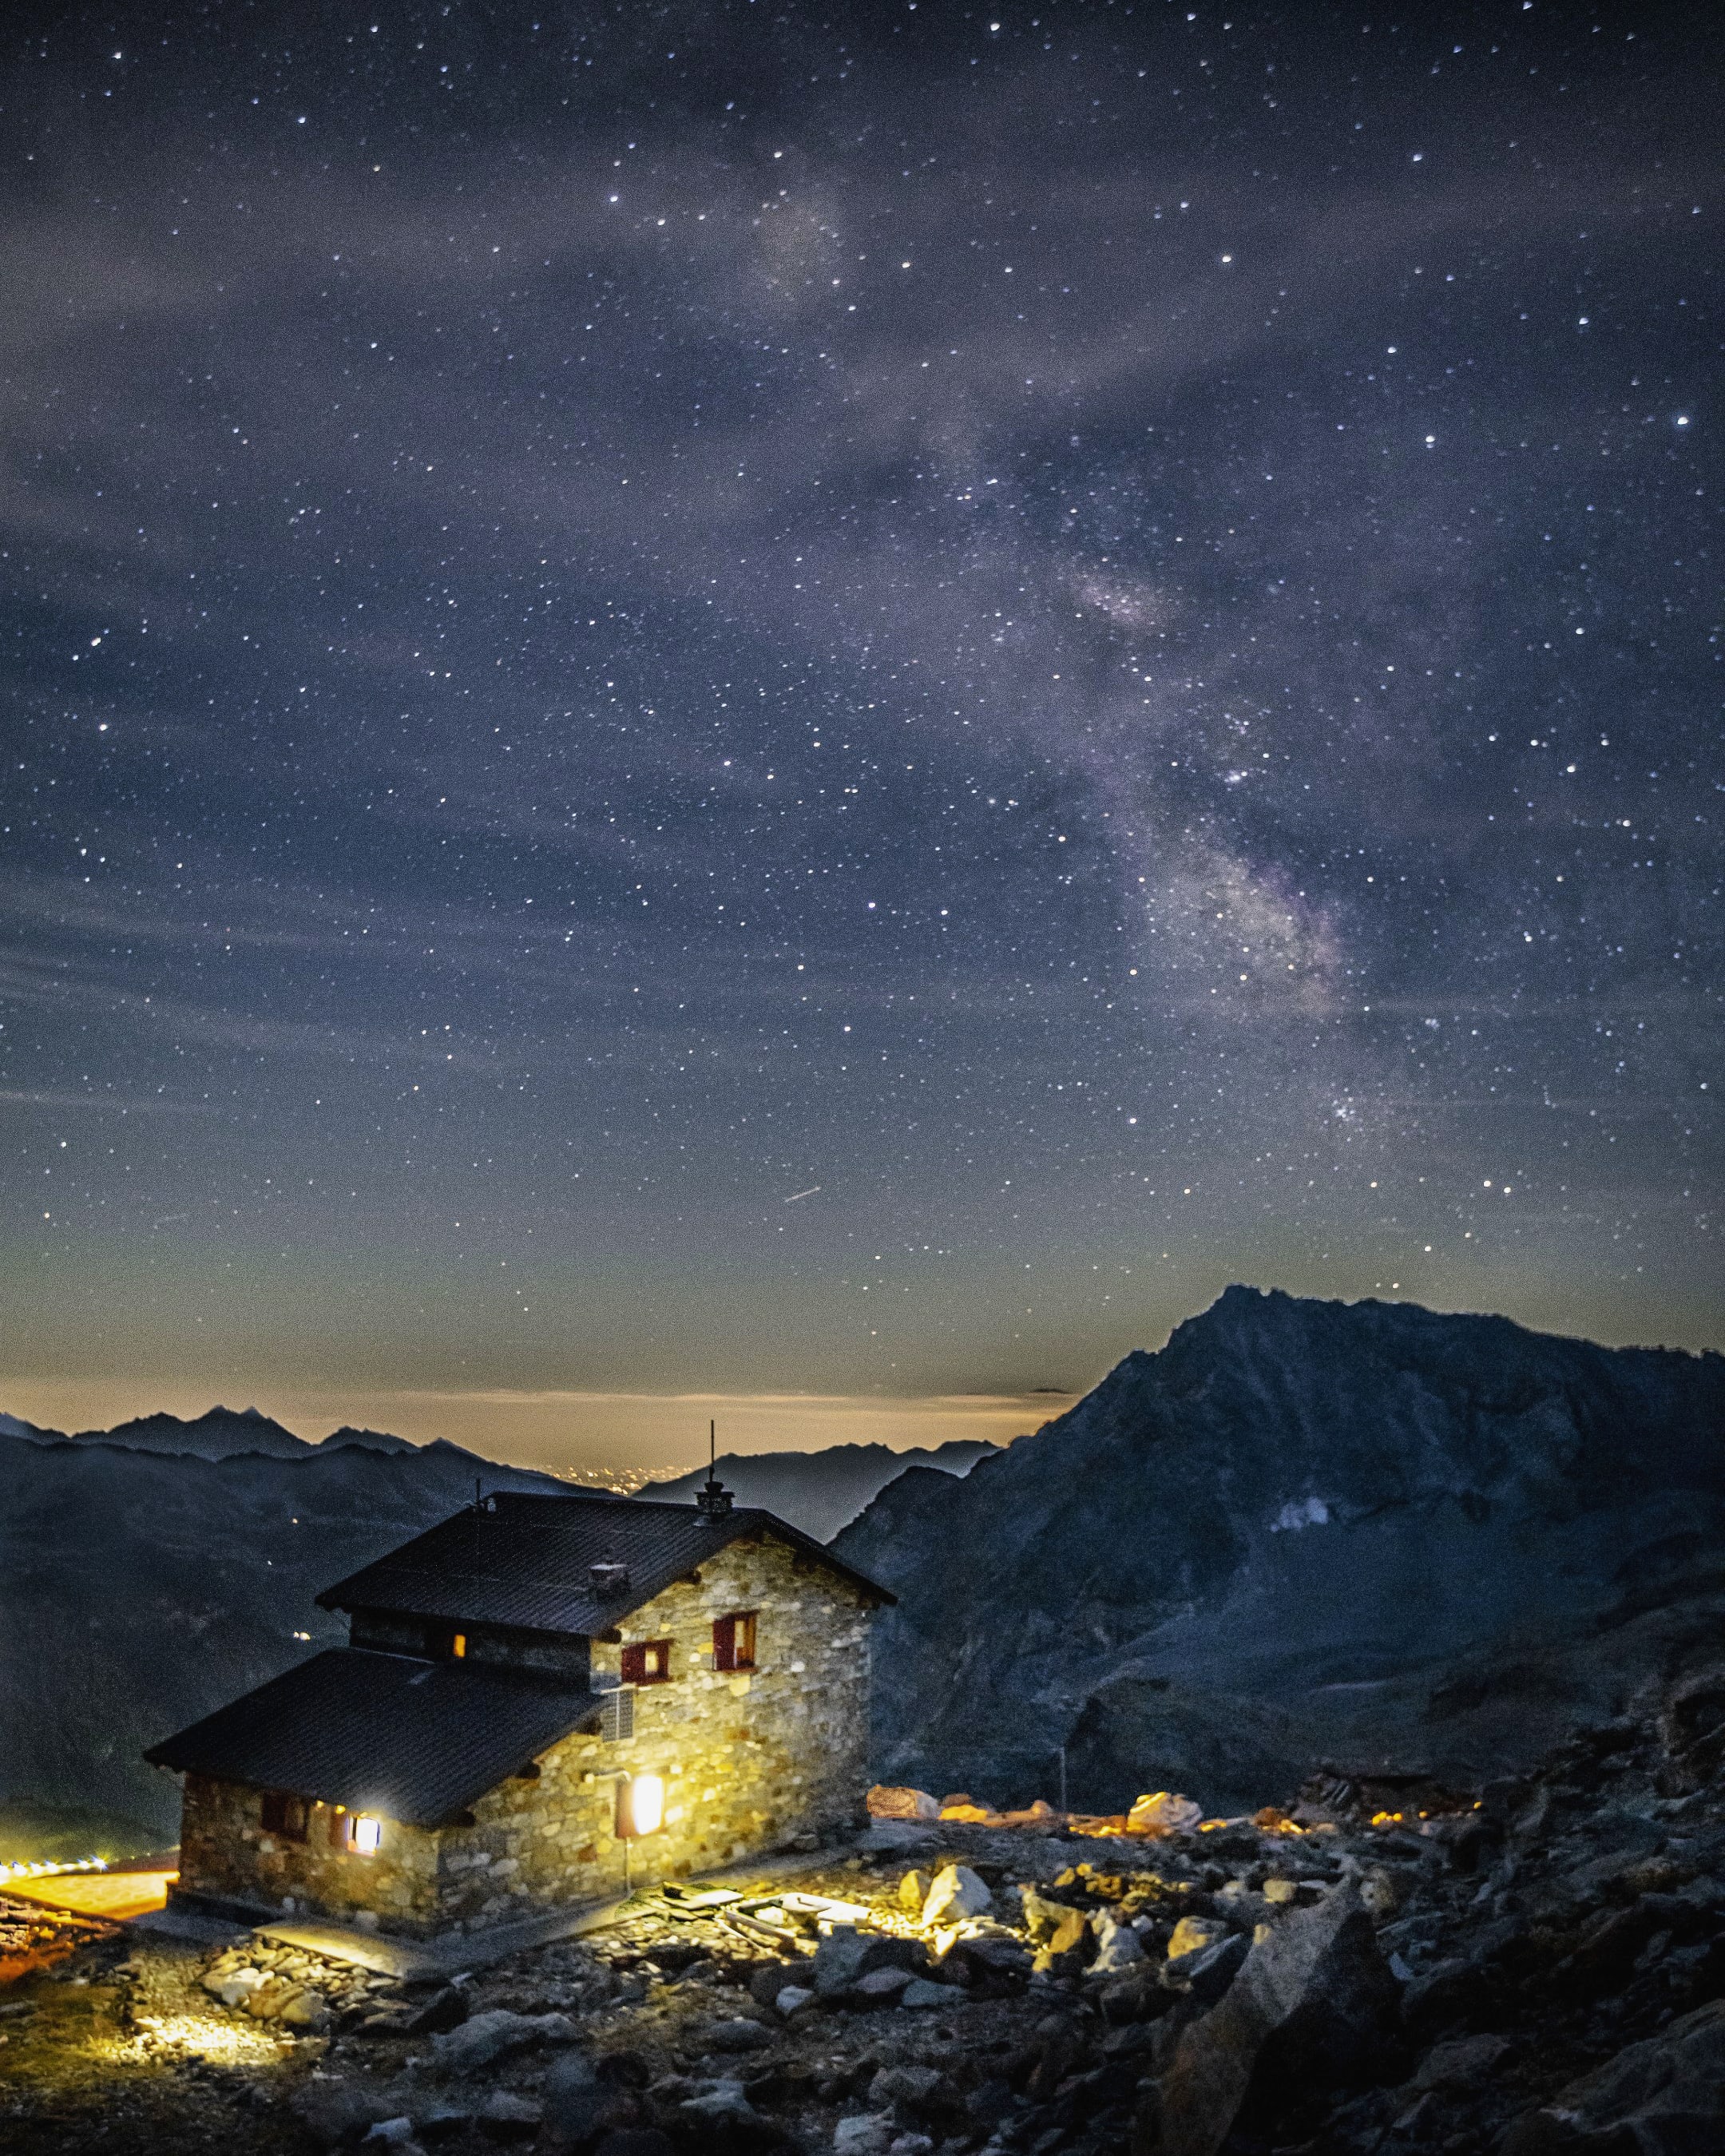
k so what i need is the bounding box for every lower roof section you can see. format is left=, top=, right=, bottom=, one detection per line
left=145, top=1647, right=601, bottom=1827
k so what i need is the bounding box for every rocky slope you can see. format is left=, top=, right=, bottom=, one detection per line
left=831, top=1287, right=1725, bottom=1811
left=3, top=1690, right=1722, bottom=2156
left=642, top=1440, right=1000, bottom=1541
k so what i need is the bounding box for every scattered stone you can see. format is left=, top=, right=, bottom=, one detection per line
left=429, top=2007, right=578, bottom=2074
left=401, top=1984, right=470, bottom=2035
left=1162, top=1932, right=1248, bottom=2004
left=898, top=1869, right=931, bottom=1911
left=1416, top=2031, right=1511, bottom=2089
left=288, top=2075, right=401, bottom=2150
left=921, top=1863, right=992, bottom=1925
left=897, top=1978, right=955, bottom=2009
left=1165, top=1916, right=1227, bottom=1962
left=854, top=1966, right=914, bottom=1999
left=1128, top=1792, right=1203, bottom=1834
left=475, top=2090, right=540, bottom=2140
left=1091, top=1911, right=1146, bottom=1973
left=775, top=1985, right=816, bottom=2015
left=705, top=2015, right=772, bottom=2052
left=832, top=2118, right=893, bottom=2156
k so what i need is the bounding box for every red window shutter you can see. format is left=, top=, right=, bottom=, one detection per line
left=712, top=1614, right=737, bottom=1671
left=261, top=1790, right=287, bottom=1833
left=620, top=1642, right=645, bottom=1685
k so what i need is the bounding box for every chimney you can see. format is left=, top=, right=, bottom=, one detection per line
left=589, top=1560, right=630, bottom=1595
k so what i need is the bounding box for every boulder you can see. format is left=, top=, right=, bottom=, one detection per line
left=1165, top=1916, right=1227, bottom=1962
left=704, top=2017, right=772, bottom=2053
left=1152, top=1881, right=1402, bottom=2156
left=288, top=2076, right=401, bottom=2150
left=811, top=1926, right=918, bottom=1999
left=1415, top=2032, right=1511, bottom=2090
left=280, top=1987, right=330, bottom=2029
left=831, top=2119, right=892, bottom=2156
left=920, top=1865, right=992, bottom=1925
left=870, top=2063, right=960, bottom=2120
left=898, top=1869, right=931, bottom=1911
left=1128, top=1793, right=1204, bottom=1835
left=538, top=2053, right=641, bottom=2154
left=775, top=1987, right=816, bottom=2016
left=401, top=1985, right=470, bottom=2035
left=430, top=2008, right=578, bottom=2075
left=1497, top=1999, right=1725, bottom=2154
left=1092, top=1912, right=1148, bottom=1974
left=1161, top=1934, right=1248, bottom=2005
left=897, top=1978, right=955, bottom=2009
left=749, top=1961, right=803, bottom=2009
left=866, top=1786, right=940, bottom=1821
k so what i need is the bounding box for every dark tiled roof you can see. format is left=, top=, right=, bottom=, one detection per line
left=145, top=1648, right=598, bottom=1826
left=315, top=1488, right=894, bottom=1635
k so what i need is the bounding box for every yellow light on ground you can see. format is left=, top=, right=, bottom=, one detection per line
left=351, top=1816, right=383, bottom=1854
left=621, top=1774, right=664, bottom=1837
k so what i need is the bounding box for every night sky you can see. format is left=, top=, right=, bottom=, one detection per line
left=2, top=3, right=1719, bottom=1461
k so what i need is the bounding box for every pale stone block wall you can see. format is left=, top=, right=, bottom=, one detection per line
left=430, top=1530, right=874, bottom=1931
left=174, top=1528, right=875, bottom=1937
left=178, top=1772, right=442, bottom=1932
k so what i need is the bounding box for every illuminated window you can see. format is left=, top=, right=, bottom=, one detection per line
left=620, top=1639, right=672, bottom=1685
left=617, top=1774, right=664, bottom=1838
left=349, top=1815, right=383, bottom=1856
left=451, top=1632, right=467, bottom=1659
left=712, top=1611, right=758, bottom=1672
left=260, top=1791, right=308, bottom=1842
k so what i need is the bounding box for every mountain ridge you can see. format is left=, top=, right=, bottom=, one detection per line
left=831, top=1285, right=1725, bottom=1812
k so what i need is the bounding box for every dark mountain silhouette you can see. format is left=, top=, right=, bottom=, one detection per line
left=640, top=1438, right=999, bottom=1541
left=831, top=1286, right=1725, bottom=1813
left=67, top=1405, right=315, bottom=1459
left=0, top=1431, right=568, bottom=1833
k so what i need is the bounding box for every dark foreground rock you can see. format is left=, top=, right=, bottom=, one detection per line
left=1149, top=1880, right=1402, bottom=2156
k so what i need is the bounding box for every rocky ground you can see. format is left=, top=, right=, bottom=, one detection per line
left=1, top=1694, right=1721, bottom=2156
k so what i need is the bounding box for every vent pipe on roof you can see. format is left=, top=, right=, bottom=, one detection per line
left=590, top=1560, right=630, bottom=1594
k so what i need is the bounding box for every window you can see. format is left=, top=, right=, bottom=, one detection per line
left=260, top=1791, right=308, bottom=1842
left=600, top=1687, right=635, bottom=1742
left=428, top=1623, right=467, bottom=1659
left=712, top=1611, right=758, bottom=1672
left=620, top=1639, right=672, bottom=1685
left=450, top=1631, right=467, bottom=1659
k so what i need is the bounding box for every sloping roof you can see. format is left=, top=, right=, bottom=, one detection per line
left=145, top=1648, right=598, bottom=1826
left=315, top=1488, right=894, bottom=1635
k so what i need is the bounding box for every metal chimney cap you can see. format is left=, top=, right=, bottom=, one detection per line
left=696, top=1477, right=734, bottom=1519
left=589, top=1560, right=631, bottom=1592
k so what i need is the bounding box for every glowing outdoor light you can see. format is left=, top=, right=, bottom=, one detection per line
left=350, top=1815, right=383, bottom=1854
left=619, top=1774, right=664, bottom=1839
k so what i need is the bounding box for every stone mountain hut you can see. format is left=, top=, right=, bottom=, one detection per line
left=145, top=1478, right=893, bottom=1939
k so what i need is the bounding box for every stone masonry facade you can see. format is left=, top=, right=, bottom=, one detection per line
left=176, top=1530, right=873, bottom=1936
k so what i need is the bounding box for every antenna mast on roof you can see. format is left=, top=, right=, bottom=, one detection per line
left=696, top=1417, right=732, bottom=1520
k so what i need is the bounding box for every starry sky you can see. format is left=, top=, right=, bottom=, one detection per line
left=1, top=2, right=1719, bottom=1462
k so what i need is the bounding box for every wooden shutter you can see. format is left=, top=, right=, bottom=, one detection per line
left=712, top=1614, right=737, bottom=1671
left=621, top=1640, right=670, bottom=1685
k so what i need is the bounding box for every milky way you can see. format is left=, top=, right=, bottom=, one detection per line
left=2, top=2, right=1719, bottom=1421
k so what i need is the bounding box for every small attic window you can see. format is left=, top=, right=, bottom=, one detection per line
left=260, top=1790, right=308, bottom=1843
left=712, top=1611, right=757, bottom=1672
left=620, top=1639, right=672, bottom=1686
